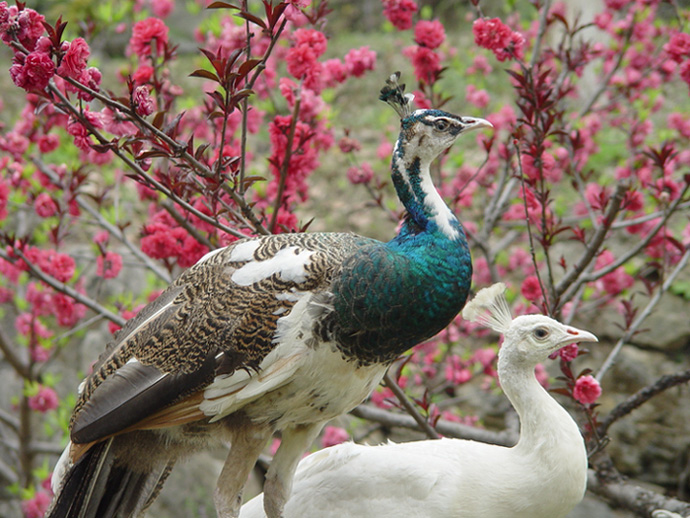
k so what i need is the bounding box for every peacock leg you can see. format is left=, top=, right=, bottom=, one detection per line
left=215, top=422, right=272, bottom=518
left=262, top=423, right=324, bottom=518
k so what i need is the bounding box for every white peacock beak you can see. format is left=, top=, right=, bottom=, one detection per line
left=561, top=327, right=598, bottom=346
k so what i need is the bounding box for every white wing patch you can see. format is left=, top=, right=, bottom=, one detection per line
left=229, top=239, right=261, bottom=262
left=231, top=246, right=315, bottom=287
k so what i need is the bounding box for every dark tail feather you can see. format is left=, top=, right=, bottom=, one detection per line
left=47, top=438, right=175, bottom=518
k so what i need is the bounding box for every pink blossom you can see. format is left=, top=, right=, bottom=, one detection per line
left=321, top=425, right=349, bottom=448
left=595, top=250, right=634, bottom=296
left=665, top=32, right=690, bottom=63
left=45, top=252, right=76, bottom=283
left=286, top=43, right=318, bottom=80
left=322, top=58, right=349, bottom=87
left=521, top=275, right=542, bottom=302
left=273, top=210, right=298, bottom=233
left=377, top=140, right=393, bottom=160
left=27, top=282, right=53, bottom=316
left=21, top=491, right=51, bottom=518
left=581, top=182, right=610, bottom=213
left=573, top=375, right=602, bottom=405
left=467, top=55, right=492, bottom=75
left=382, top=0, right=418, bottom=31
left=141, top=223, right=183, bottom=259
left=133, top=85, right=155, bottom=116
left=151, top=0, right=175, bottom=18
left=34, top=193, right=57, bottom=218
left=338, top=136, right=361, bottom=153
left=38, top=134, right=59, bottom=153
left=2, top=7, right=45, bottom=51
left=10, top=51, right=55, bottom=91
left=0, top=180, right=8, bottom=220
left=53, top=291, right=87, bottom=327
left=404, top=45, right=441, bottom=84
left=680, top=60, right=690, bottom=87
left=293, top=28, right=328, bottom=57
left=67, top=118, right=93, bottom=152
left=556, top=343, right=579, bottom=362
left=31, top=343, right=52, bottom=362
left=465, top=84, right=490, bottom=108
left=346, top=163, right=374, bottom=184
left=57, top=38, right=90, bottom=79
left=15, top=313, right=52, bottom=338
left=604, top=0, right=629, bottom=9
left=132, top=64, right=154, bottom=84
left=129, top=17, right=169, bottom=58
left=177, top=235, right=209, bottom=268
left=473, top=17, right=525, bottom=62
left=28, top=386, right=59, bottom=412
left=414, top=20, right=445, bottom=49
left=344, top=46, right=376, bottom=77
left=96, top=251, right=123, bottom=279
left=521, top=151, right=559, bottom=182
left=445, top=355, right=472, bottom=385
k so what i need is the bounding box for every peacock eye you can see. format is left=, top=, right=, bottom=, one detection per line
left=534, top=327, right=549, bottom=340
left=434, top=119, right=450, bottom=131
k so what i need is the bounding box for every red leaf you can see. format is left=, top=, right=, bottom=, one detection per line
left=208, top=1, right=240, bottom=9
left=190, top=69, right=220, bottom=82
left=235, top=11, right=267, bottom=30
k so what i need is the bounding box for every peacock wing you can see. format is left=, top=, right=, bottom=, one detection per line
left=69, top=233, right=370, bottom=446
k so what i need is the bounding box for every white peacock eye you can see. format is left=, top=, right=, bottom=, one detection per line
left=534, top=327, right=549, bottom=340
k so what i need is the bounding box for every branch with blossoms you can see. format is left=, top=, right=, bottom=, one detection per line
left=2, top=0, right=690, bottom=516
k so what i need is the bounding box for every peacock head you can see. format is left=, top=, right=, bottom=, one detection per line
left=380, top=72, right=491, bottom=164
left=400, top=110, right=492, bottom=163
left=462, top=283, right=598, bottom=365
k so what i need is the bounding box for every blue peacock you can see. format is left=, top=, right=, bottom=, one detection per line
left=47, top=73, right=491, bottom=518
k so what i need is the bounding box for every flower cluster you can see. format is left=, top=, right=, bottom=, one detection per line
left=472, top=17, right=525, bottom=62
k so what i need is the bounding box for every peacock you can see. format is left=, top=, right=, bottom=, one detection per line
left=240, top=283, right=597, bottom=518
left=47, top=73, right=491, bottom=518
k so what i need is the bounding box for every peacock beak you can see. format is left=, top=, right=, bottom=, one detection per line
left=561, top=327, right=598, bottom=345
left=459, top=117, right=493, bottom=134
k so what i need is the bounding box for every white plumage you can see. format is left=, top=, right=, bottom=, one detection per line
left=240, top=282, right=597, bottom=518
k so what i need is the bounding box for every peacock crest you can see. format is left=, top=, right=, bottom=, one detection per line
left=379, top=71, right=415, bottom=119
left=462, top=283, right=512, bottom=334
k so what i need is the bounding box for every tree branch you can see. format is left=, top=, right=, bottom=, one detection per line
left=383, top=371, right=440, bottom=440
left=350, top=404, right=516, bottom=446
left=0, top=247, right=127, bottom=327
left=596, top=247, right=690, bottom=380
left=598, top=368, right=690, bottom=437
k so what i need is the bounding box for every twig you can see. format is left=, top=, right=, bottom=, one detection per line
left=0, top=455, right=18, bottom=485
left=269, top=90, right=302, bottom=232
left=0, top=407, right=20, bottom=432
left=0, top=247, right=126, bottom=327
left=598, top=368, right=690, bottom=437
left=571, top=183, right=690, bottom=290
left=48, top=81, right=252, bottom=240
left=30, top=155, right=173, bottom=284
left=350, top=404, right=516, bottom=446
left=554, top=181, right=628, bottom=307
left=383, top=371, right=440, bottom=440
left=0, top=322, right=29, bottom=379
left=588, top=453, right=690, bottom=517
left=577, top=27, right=633, bottom=119
left=529, top=0, right=552, bottom=69
left=161, top=198, right=214, bottom=250
left=596, top=247, right=690, bottom=381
